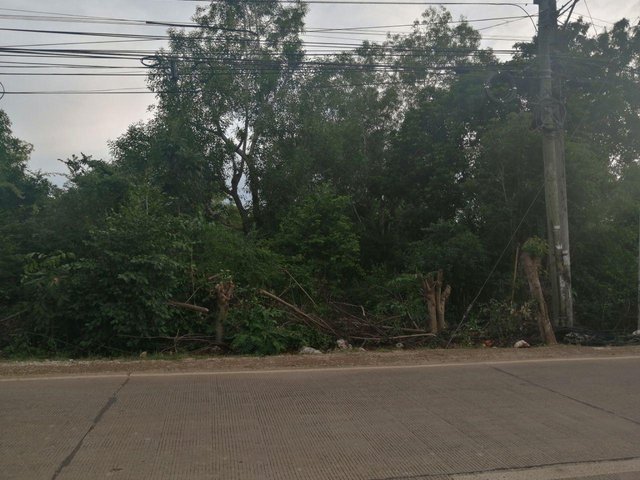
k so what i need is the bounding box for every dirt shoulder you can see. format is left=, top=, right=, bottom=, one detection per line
left=1, top=344, right=639, bottom=378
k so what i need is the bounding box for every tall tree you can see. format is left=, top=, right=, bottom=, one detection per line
left=147, top=0, right=307, bottom=233
left=0, top=110, right=50, bottom=309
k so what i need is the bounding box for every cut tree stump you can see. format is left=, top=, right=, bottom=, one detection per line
left=521, top=251, right=557, bottom=345
left=421, top=270, right=451, bottom=334
left=214, top=280, right=235, bottom=344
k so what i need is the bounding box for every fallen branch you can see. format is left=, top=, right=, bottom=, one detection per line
left=387, top=333, right=437, bottom=340
left=167, top=300, right=209, bottom=314
left=284, top=268, right=317, bottom=307
left=376, top=325, right=432, bottom=334
left=331, top=301, right=367, bottom=318
left=0, top=310, right=26, bottom=323
left=260, top=290, right=435, bottom=344
left=119, top=334, right=218, bottom=342
left=259, top=289, right=336, bottom=335
left=350, top=333, right=436, bottom=341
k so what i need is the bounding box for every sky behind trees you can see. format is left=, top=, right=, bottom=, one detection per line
left=0, top=0, right=638, bottom=182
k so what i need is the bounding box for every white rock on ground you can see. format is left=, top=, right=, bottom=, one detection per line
left=299, top=346, right=323, bottom=355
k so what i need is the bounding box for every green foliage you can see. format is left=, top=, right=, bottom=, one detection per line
left=3, top=7, right=640, bottom=355
left=522, top=237, right=547, bottom=259
left=406, top=220, right=487, bottom=300
left=275, top=187, right=362, bottom=287
left=480, top=300, right=537, bottom=345
left=18, top=188, right=190, bottom=354
left=189, top=220, right=284, bottom=289
left=0, top=110, right=52, bottom=323
left=111, top=120, right=219, bottom=216
left=452, top=301, right=537, bottom=347
left=0, top=110, right=36, bottom=211
left=229, top=305, right=289, bottom=355
left=228, top=303, right=330, bottom=355
left=35, top=155, right=131, bottom=254
left=372, top=272, right=426, bottom=330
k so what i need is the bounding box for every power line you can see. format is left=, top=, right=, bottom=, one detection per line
left=0, top=72, right=148, bottom=77
left=3, top=38, right=164, bottom=50
left=0, top=4, right=538, bottom=32
left=581, top=0, right=599, bottom=36
left=0, top=80, right=430, bottom=95
left=0, top=13, right=535, bottom=40
left=308, top=15, right=534, bottom=31
left=0, top=10, right=250, bottom=32
left=560, top=0, right=579, bottom=28
left=169, top=0, right=531, bottom=3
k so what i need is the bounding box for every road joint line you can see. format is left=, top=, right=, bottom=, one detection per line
left=49, top=374, right=130, bottom=480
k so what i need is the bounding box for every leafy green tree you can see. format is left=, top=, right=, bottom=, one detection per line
left=0, top=110, right=51, bottom=318
left=559, top=19, right=640, bottom=169
left=148, top=0, right=307, bottom=233
left=385, top=7, right=493, bottom=99
left=34, top=154, right=130, bottom=254
left=0, top=110, right=40, bottom=211
left=19, top=188, right=190, bottom=353
left=111, top=117, right=219, bottom=216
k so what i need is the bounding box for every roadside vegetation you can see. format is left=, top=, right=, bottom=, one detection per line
left=1, top=1, right=639, bottom=357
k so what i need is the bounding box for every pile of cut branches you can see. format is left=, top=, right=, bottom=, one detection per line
left=259, top=289, right=438, bottom=346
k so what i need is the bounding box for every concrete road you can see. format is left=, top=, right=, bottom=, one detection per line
left=2, top=356, right=640, bottom=480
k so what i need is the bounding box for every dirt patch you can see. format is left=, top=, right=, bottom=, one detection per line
left=1, top=344, right=639, bottom=378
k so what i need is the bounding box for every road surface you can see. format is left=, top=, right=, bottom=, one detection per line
left=2, top=355, right=640, bottom=479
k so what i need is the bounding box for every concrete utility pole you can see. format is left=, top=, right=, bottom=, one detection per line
left=637, top=210, right=640, bottom=332
left=534, top=0, right=574, bottom=327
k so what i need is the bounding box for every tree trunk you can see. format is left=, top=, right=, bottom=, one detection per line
left=245, top=161, right=262, bottom=229
left=437, top=283, right=451, bottom=331
left=214, top=280, right=235, bottom=344
left=422, top=271, right=450, bottom=334
left=422, top=276, right=438, bottom=333
left=229, top=190, right=250, bottom=235
left=435, top=270, right=451, bottom=331
left=521, top=252, right=557, bottom=345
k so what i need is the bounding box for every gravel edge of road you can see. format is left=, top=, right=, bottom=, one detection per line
left=1, top=344, right=639, bottom=378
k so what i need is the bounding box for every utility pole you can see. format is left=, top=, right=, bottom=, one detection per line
left=534, top=0, right=574, bottom=327
left=637, top=210, right=639, bottom=332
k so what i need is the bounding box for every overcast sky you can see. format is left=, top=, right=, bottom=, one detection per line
left=1, top=0, right=637, bottom=182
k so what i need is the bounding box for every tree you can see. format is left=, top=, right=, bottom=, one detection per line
left=0, top=110, right=51, bottom=314
left=385, top=7, right=493, bottom=102
left=147, top=0, right=307, bottom=233
left=111, top=118, right=218, bottom=216
left=19, top=187, right=190, bottom=354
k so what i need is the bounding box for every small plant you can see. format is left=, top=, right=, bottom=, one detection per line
left=481, top=300, right=537, bottom=346
left=455, top=317, right=484, bottom=347
left=522, top=237, right=547, bottom=259
left=229, top=305, right=290, bottom=355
